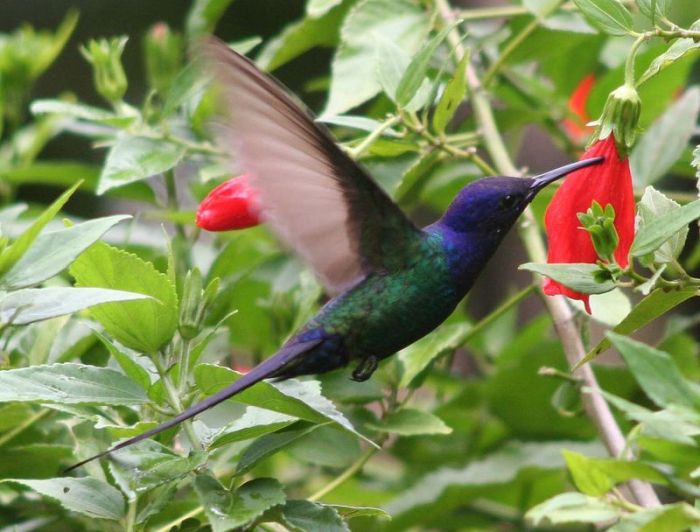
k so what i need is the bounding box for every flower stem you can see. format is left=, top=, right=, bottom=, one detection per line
left=153, top=354, right=202, bottom=451
left=308, top=445, right=381, bottom=501
left=625, top=34, right=647, bottom=87
left=152, top=505, right=204, bottom=532
left=435, top=0, right=660, bottom=508
left=0, top=408, right=50, bottom=448
left=349, top=115, right=401, bottom=159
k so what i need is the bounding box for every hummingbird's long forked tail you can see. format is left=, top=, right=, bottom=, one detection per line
left=64, top=339, right=321, bottom=473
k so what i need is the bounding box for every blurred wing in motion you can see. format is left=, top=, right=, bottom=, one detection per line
left=204, top=38, right=422, bottom=294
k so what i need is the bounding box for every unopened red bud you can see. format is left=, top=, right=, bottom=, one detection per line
left=196, top=175, right=262, bottom=231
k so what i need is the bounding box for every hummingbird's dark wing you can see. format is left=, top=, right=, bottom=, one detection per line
left=204, top=38, right=422, bottom=295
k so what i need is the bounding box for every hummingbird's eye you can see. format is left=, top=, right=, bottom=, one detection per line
left=499, top=194, right=520, bottom=210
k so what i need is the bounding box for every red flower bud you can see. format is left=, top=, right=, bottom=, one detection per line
left=543, top=135, right=635, bottom=313
left=562, top=74, right=595, bottom=142
left=196, top=175, right=262, bottom=231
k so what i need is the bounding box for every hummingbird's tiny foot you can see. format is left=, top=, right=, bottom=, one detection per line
left=351, top=355, right=378, bottom=382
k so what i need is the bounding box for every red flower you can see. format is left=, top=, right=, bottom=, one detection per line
left=562, top=74, right=595, bottom=142
left=543, top=134, right=635, bottom=313
left=196, top=175, right=261, bottom=231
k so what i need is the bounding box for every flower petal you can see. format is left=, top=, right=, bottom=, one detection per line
left=196, top=175, right=262, bottom=231
left=543, top=134, right=635, bottom=313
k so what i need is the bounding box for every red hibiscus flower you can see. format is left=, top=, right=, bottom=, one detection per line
left=543, top=134, right=635, bottom=313
left=562, top=74, right=596, bottom=142
left=196, top=174, right=261, bottom=231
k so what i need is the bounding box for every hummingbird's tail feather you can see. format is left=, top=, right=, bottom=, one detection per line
left=64, top=338, right=322, bottom=473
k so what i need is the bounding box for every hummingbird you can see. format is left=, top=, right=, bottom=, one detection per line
left=67, top=38, right=602, bottom=471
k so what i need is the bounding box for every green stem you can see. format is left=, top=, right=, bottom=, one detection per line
left=152, top=505, right=204, bottom=532
left=458, top=284, right=536, bottom=346
left=178, top=338, right=193, bottom=396
left=0, top=408, right=50, bottom=448
left=625, top=34, right=647, bottom=87
left=349, top=115, right=401, bottom=158
left=124, top=496, right=137, bottom=532
left=308, top=440, right=386, bottom=501
left=482, top=0, right=564, bottom=87
left=153, top=355, right=202, bottom=451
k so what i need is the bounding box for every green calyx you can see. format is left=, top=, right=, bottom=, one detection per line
left=591, top=84, right=641, bottom=157
left=578, top=201, right=620, bottom=264
left=80, top=36, right=128, bottom=103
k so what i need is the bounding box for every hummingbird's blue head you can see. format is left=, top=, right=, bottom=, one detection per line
left=439, top=158, right=604, bottom=236
left=440, top=176, right=535, bottom=235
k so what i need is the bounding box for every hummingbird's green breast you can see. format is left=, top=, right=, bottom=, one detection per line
left=306, top=231, right=458, bottom=360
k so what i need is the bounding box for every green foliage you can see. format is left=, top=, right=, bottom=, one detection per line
left=1, top=0, right=700, bottom=530
left=70, top=241, right=178, bottom=353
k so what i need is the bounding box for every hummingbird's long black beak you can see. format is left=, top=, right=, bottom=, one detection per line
left=529, top=157, right=604, bottom=195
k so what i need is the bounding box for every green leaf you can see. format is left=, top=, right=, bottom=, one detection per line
left=236, top=422, right=321, bottom=475
left=366, top=408, right=452, bottom=436
left=376, top=36, right=411, bottom=103
left=70, top=241, right=178, bottom=353
left=563, top=450, right=613, bottom=496
left=0, top=181, right=80, bottom=277
left=195, top=475, right=286, bottom=532
left=331, top=504, right=391, bottom=521
left=162, top=61, right=211, bottom=117
left=575, top=287, right=698, bottom=368
left=610, top=503, right=700, bottom=532
left=0, top=162, right=156, bottom=202
left=386, top=440, right=605, bottom=515
left=281, top=500, right=348, bottom=532
left=395, top=23, right=455, bottom=107
left=597, top=389, right=700, bottom=445
left=94, top=331, right=152, bottom=392
left=398, top=322, right=470, bottom=387
left=209, top=407, right=296, bottom=450
left=97, top=136, right=184, bottom=195
left=0, top=287, right=149, bottom=325
left=638, top=22, right=700, bottom=85
left=635, top=187, right=688, bottom=265
left=631, top=199, right=700, bottom=257
left=607, top=332, right=700, bottom=409
left=324, top=0, right=430, bottom=116
left=526, top=492, right=620, bottom=526
left=2, top=478, right=125, bottom=521
left=318, top=369, right=384, bottom=404
left=307, top=0, right=343, bottom=18
left=0, top=445, right=73, bottom=479
left=0, top=362, right=148, bottom=405
left=571, top=0, right=633, bottom=36
left=318, top=114, right=400, bottom=136
left=194, top=364, right=371, bottom=444
left=288, top=425, right=361, bottom=468
left=634, top=0, right=671, bottom=21
left=563, top=450, right=666, bottom=496
left=1, top=215, right=130, bottom=290
left=185, top=0, right=236, bottom=38
left=519, top=263, right=615, bottom=294
left=394, top=150, right=441, bottom=202
left=109, top=441, right=207, bottom=491
left=256, top=2, right=350, bottom=72
left=631, top=88, right=700, bottom=187
left=433, top=52, right=469, bottom=134
left=523, top=0, right=561, bottom=17
left=31, top=99, right=136, bottom=127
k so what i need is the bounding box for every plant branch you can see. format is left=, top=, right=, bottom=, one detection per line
left=0, top=408, right=50, bottom=448
left=435, top=0, right=660, bottom=507
left=153, top=354, right=203, bottom=452
left=308, top=444, right=382, bottom=501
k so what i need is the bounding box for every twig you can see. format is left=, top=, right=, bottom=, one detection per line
left=436, top=0, right=661, bottom=508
